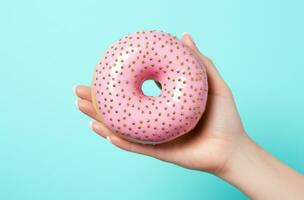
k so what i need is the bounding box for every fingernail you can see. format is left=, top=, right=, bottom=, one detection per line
left=182, top=32, right=189, bottom=36
left=106, top=136, right=112, bottom=143
left=75, top=99, right=79, bottom=109
left=182, top=32, right=196, bottom=46
left=73, top=85, right=78, bottom=95
left=89, top=121, right=93, bottom=129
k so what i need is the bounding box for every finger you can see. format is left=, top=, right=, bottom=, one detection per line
left=181, top=33, right=230, bottom=95
left=76, top=98, right=100, bottom=121
left=74, top=85, right=92, bottom=101
left=90, top=120, right=115, bottom=137
left=181, top=33, right=218, bottom=74
left=108, top=134, right=160, bottom=159
left=91, top=121, right=161, bottom=158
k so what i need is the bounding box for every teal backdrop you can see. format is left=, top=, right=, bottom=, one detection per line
left=1, top=0, right=303, bottom=199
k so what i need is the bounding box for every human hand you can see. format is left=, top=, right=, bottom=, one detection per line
left=75, top=33, right=304, bottom=199
left=74, top=33, right=248, bottom=174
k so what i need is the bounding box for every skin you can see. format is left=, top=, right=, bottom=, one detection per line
left=74, top=33, right=304, bottom=199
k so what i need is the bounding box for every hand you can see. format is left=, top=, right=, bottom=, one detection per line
left=75, top=33, right=304, bottom=199
left=74, top=33, right=248, bottom=174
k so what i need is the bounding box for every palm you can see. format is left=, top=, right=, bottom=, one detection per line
left=148, top=91, right=244, bottom=172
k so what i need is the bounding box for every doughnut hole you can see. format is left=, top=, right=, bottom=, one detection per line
left=141, top=79, right=162, bottom=97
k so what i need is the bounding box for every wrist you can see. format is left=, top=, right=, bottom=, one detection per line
left=215, top=134, right=259, bottom=179
left=215, top=133, right=304, bottom=199
left=215, top=134, right=270, bottom=198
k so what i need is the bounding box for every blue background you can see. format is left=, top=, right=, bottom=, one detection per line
left=1, top=0, right=303, bottom=199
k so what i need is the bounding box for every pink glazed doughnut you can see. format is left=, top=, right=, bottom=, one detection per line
left=92, top=30, right=208, bottom=144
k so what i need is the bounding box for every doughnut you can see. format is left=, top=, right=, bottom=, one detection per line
left=92, top=30, right=208, bottom=144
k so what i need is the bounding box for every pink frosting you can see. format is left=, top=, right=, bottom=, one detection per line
left=92, top=30, right=208, bottom=144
